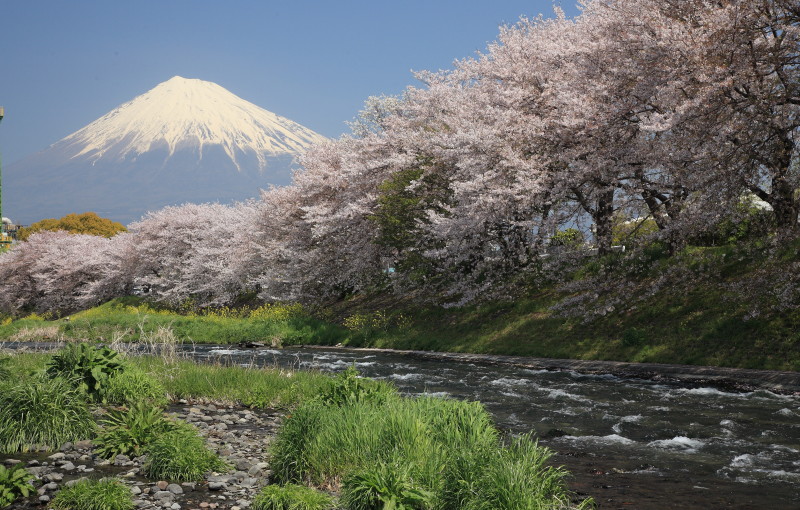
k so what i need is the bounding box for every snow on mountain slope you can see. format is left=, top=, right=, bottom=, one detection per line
left=5, top=77, right=328, bottom=225
left=62, top=76, right=327, bottom=170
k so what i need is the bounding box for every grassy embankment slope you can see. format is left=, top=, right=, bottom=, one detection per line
left=1, top=242, right=798, bottom=371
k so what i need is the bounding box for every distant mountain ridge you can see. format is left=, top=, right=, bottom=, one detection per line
left=5, top=76, right=327, bottom=225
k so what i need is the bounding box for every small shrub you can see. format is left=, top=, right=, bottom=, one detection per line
left=318, top=366, right=396, bottom=407
left=343, top=313, right=371, bottom=332
left=341, top=462, right=434, bottom=510
left=622, top=327, right=648, bottom=347
left=94, top=402, right=178, bottom=460
left=252, top=484, right=334, bottom=510
left=0, top=464, right=36, bottom=508
left=0, top=376, right=95, bottom=453
left=550, top=228, right=585, bottom=248
left=46, top=342, right=126, bottom=400
left=142, top=427, right=228, bottom=481
left=50, top=478, right=134, bottom=510
left=102, top=368, right=167, bottom=407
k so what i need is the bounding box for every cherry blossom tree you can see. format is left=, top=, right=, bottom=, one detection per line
left=0, top=231, right=127, bottom=314
left=130, top=201, right=260, bottom=307
left=591, top=0, right=800, bottom=238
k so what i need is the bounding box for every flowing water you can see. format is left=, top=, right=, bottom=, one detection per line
left=193, top=345, right=800, bottom=509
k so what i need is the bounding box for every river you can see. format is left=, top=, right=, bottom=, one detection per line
left=193, top=345, right=799, bottom=510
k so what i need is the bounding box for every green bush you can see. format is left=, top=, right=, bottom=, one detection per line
left=0, top=376, right=95, bottom=453
left=102, top=368, right=167, bottom=407
left=50, top=478, right=134, bottom=510
left=94, top=402, right=178, bottom=460
left=317, top=366, right=397, bottom=407
left=622, top=327, right=648, bottom=347
left=0, top=464, right=36, bottom=508
left=142, top=426, right=228, bottom=481
left=340, top=461, right=433, bottom=510
left=252, top=484, right=334, bottom=510
left=550, top=228, right=585, bottom=248
left=46, top=342, right=126, bottom=400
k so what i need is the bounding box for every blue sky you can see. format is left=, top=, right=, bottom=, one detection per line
left=0, top=1, right=578, bottom=165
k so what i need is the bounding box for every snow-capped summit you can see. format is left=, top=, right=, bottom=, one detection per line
left=6, top=77, right=327, bottom=225
left=64, top=76, right=327, bottom=171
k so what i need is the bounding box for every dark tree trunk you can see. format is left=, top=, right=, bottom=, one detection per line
left=771, top=175, right=798, bottom=236
left=595, top=188, right=615, bottom=256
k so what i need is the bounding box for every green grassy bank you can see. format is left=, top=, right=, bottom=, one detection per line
left=1, top=242, right=798, bottom=371
left=0, top=298, right=348, bottom=347
left=337, top=243, right=800, bottom=371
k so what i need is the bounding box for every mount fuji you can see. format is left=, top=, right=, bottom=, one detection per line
left=5, top=76, right=328, bottom=225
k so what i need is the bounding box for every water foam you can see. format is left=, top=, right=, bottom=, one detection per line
left=562, top=434, right=635, bottom=446
left=647, top=436, right=705, bottom=452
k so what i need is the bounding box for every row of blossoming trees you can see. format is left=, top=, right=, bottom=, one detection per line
left=2, top=0, right=800, bottom=315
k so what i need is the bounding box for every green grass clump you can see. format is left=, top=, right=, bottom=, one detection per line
left=317, top=365, right=397, bottom=407
left=340, top=461, right=434, bottom=510
left=0, top=376, right=95, bottom=453
left=0, top=353, right=49, bottom=380
left=50, top=478, right=134, bottom=510
left=270, top=381, right=588, bottom=509
left=102, top=367, right=168, bottom=407
left=462, top=435, right=585, bottom=510
left=142, top=426, right=229, bottom=481
left=131, top=357, right=331, bottom=409
left=0, top=357, right=10, bottom=381
left=0, top=464, right=36, bottom=508
left=252, top=484, right=334, bottom=510
left=94, top=402, right=178, bottom=460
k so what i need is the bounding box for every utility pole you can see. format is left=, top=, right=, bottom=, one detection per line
left=0, top=106, right=8, bottom=250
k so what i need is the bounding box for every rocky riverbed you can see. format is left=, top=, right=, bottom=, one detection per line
left=3, top=401, right=282, bottom=510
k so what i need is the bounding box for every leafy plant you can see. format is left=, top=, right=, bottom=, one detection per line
left=50, top=478, right=134, bottom=510
left=341, top=462, right=434, bottom=510
left=318, top=366, right=396, bottom=407
left=94, top=402, right=177, bottom=459
left=46, top=342, right=126, bottom=400
left=252, top=484, right=334, bottom=510
left=102, top=368, right=167, bottom=407
left=142, top=426, right=229, bottom=481
left=0, top=464, right=35, bottom=508
left=0, top=376, right=95, bottom=453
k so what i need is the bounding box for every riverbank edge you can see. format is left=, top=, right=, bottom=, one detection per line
left=301, top=345, right=800, bottom=395
left=4, top=339, right=798, bottom=395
